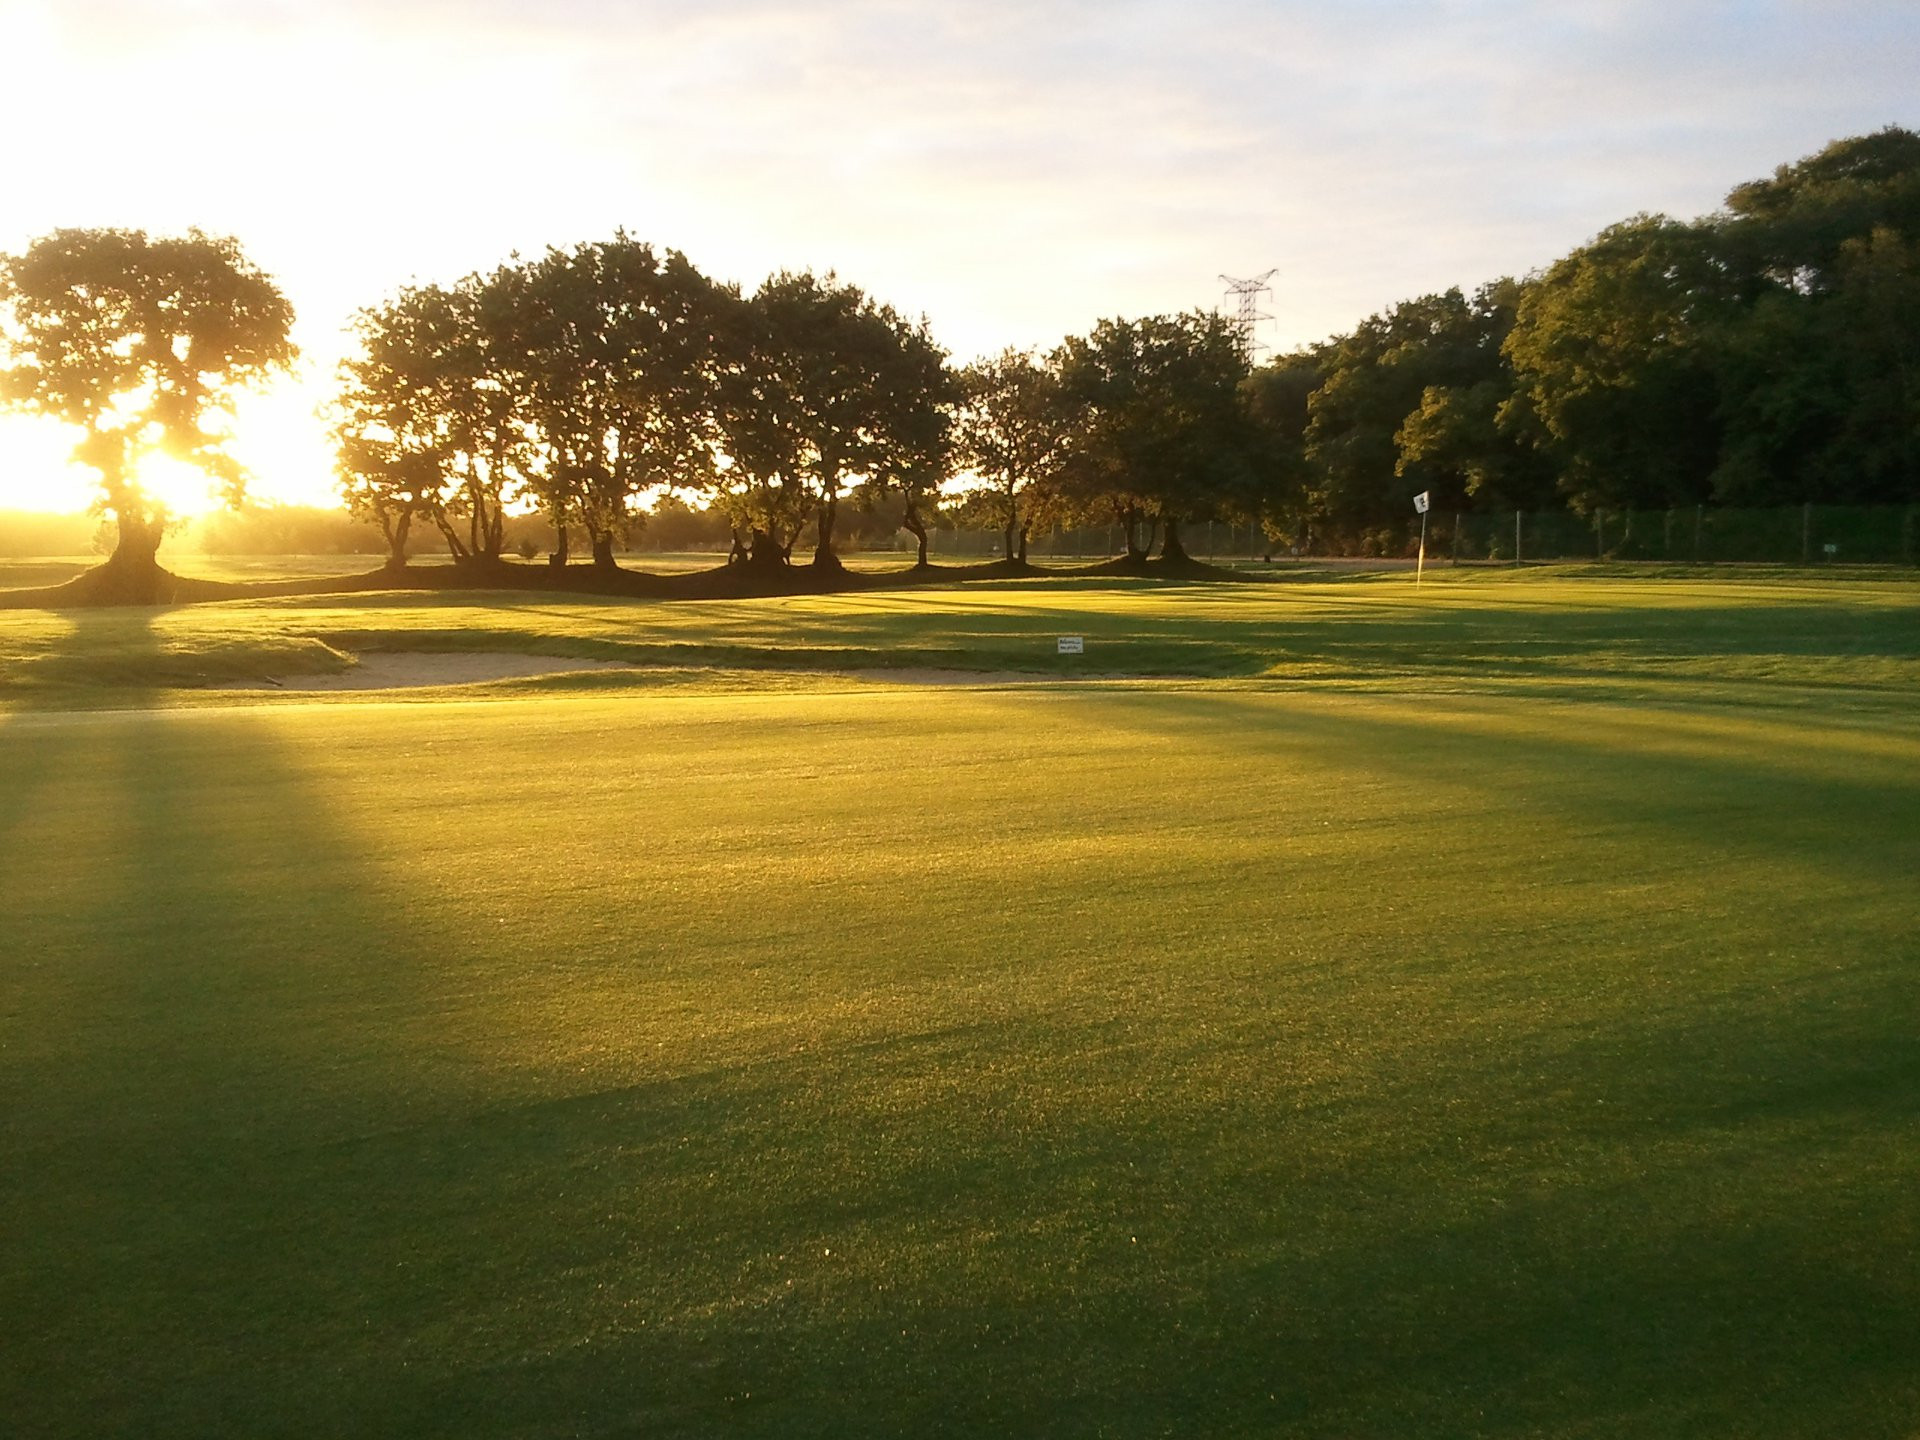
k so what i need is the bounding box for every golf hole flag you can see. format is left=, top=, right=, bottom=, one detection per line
left=1413, top=491, right=1431, bottom=514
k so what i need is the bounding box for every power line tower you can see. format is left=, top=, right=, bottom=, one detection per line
left=1219, top=269, right=1277, bottom=365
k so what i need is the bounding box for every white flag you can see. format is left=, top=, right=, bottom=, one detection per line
left=1413, top=491, right=1431, bottom=514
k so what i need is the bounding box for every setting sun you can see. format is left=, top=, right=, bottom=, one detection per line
left=131, top=451, right=221, bottom=518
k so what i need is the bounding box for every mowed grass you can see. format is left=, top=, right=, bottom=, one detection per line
left=2, top=571, right=1918, bottom=1438
left=3, top=566, right=1918, bottom=706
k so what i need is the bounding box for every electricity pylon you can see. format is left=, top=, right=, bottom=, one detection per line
left=1219, top=269, right=1277, bottom=365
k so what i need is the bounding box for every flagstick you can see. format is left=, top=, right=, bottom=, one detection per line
left=1417, top=511, right=1427, bottom=586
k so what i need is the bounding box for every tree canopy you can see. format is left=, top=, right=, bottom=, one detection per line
left=0, top=227, right=295, bottom=586
left=312, top=124, right=1919, bottom=577
left=1055, top=311, right=1261, bottom=562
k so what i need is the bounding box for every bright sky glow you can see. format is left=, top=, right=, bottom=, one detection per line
left=2, top=0, right=1917, bottom=514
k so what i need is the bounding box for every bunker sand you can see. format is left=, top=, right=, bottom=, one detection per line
left=219, top=651, right=639, bottom=691
left=219, top=654, right=1080, bottom=692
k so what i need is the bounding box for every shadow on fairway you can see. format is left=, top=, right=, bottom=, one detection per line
left=6, top=666, right=1918, bottom=1439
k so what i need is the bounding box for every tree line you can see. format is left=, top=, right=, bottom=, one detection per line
left=1269, top=126, right=1920, bottom=553
left=330, top=250, right=1265, bottom=574
left=2, top=127, right=1915, bottom=592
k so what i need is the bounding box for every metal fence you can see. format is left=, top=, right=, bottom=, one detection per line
left=905, top=507, right=1919, bottom=566
left=1448, top=504, right=1920, bottom=566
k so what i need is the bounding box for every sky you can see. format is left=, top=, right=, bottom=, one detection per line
left=1, top=0, right=1917, bottom=515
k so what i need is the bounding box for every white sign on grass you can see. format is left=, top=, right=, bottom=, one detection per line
left=1057, top=636, right=1085, bottom=655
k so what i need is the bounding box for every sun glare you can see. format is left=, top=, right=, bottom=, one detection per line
left=134, top=452, right=222, bottom=518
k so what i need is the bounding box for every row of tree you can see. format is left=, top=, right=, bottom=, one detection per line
left=331, top=246, right=1265, bottom=573
left=2, top=127, right=1915, bottom=589
left=1269, top=126, right=1920, bottom=551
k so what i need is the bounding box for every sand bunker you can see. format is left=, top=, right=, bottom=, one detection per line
left=219, top=654, right=1106, bottom=693
left=840, top=668, right=1055, bottom=686
left=222, top=651, right=637, bottom=691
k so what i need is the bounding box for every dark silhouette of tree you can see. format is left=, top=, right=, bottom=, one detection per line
left=334, top=278, right=528, bottom=567
left=713, top=271, right=949, bottom=572
left=506, top=238, right=723, bottom=570
left=0, top=227, right=294, bottom=596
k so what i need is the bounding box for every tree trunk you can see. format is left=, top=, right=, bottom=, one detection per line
left=81, top=503, right=173, bottom=603
left=813, top=491, right=844, bottom=569
left=1017, top=519, right=1031, bottom=564
left=747, top=528, right=788, bottom=570
left=1003, top=490, right=1018, bottom=561
left=385, top=511, right=411, bottom=571
left=590, top=529, right=618, bottom=571
left=902, top=495, right=930, bottom=568
left=549, top=521, right=570, bottom=568
left=112, top=506, right=164, bottom=570
left=1123, top=508, right=1148, bottom=561
left=1159, top=514, right=1189, bottom=562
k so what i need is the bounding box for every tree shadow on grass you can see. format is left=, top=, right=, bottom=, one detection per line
left=4, top=675, right=1918, bottom=1439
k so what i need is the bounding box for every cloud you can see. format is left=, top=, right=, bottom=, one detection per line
left=5, top=0, right=1919, bottom=362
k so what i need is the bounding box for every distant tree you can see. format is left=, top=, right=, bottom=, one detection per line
left=955, top=348, right=1078, bottom=563
left=0, top=227, right=294, bottom=592
left=641, top=491, right=733, bottom=551
left=1055, top=312, right=1256, bottom=562
left=334, top=277, right=528, bottom=566
left=712, top=271, right=949, bottom=571
left=1239, top=350, right=1323, bottom=548
left=506, top=237, right=723, bottom=570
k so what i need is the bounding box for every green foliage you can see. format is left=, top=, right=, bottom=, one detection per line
left=712, top=271, right=951, bottom=567
left=1504, top=216, right=1733, bottom=515
left=955, top=348, right=1079, bottom=560
left=1722, top=126, right=1920, bottom=294
left=1055, top=311, right=1261, bottom=557
left=0, top=228, right=294, bottom=564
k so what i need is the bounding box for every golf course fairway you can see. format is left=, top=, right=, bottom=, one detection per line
left=2, top=568, right=1916, bottom=1438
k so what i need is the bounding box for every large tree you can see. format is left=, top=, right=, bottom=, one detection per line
left=1054, top=311, right=1256, bottom=563
left=955, top=348, right=1078, bottom=563
left=712, top=271, right=949, bottom=571
left=1301, top=283, right=1523, bottom=548
left=1504, top=216, right=1733, bottom=518
left=1709, top=131, right=1920, bottom=504
left=506, top=237, right=723, bottom=569
left=0, top=227, right=295, bottom=592
left=333, top=277, right=527, bottom=567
